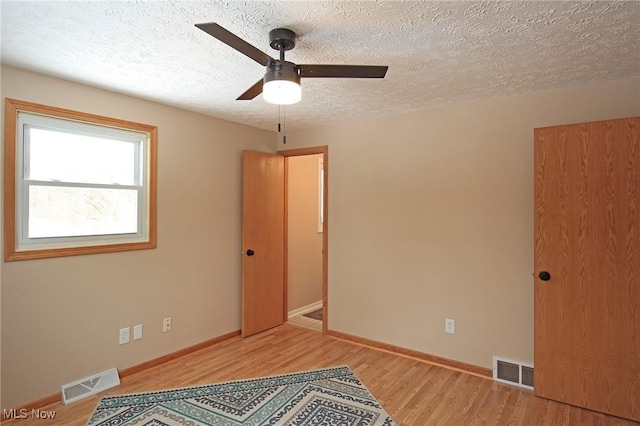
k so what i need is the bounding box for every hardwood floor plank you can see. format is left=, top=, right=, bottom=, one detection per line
left=2, top=324, right=638, bottom=425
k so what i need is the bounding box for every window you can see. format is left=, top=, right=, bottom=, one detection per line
left=4, top=98, right=157, bottom=261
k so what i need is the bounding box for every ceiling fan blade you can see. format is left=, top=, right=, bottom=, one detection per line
left=299, top=64, right=388, bottom=78
left=195, top=22, right=274, bottom=66
left=237, top=79, right=264, bottom=100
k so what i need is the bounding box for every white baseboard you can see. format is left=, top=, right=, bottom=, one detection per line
left=288, top=300, right=322, bottom=319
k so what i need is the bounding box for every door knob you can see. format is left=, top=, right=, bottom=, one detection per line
left=246, top=249, right=255, bottom=256
left=538, top=271, right=551, bottom=281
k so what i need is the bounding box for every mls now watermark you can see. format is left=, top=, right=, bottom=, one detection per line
left=3, top=408, right=57, bottom=420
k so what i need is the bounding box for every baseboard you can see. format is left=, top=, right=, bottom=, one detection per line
left=4, top=329, right=241, bottom=415
left=287, top=300, right=322, bottom=319
left=327, top=329, right=493, bottom=379
left=118, top=329, right=241, bottom=377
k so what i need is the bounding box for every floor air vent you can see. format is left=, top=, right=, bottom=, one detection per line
left=493, top=357, right=533, bottom=390
left=61, top=368, right=120, bottom=404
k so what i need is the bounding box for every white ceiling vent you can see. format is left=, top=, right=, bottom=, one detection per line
left=61, top=368, right=120, bottom=405
left=493, top=357, right=534, bottom=390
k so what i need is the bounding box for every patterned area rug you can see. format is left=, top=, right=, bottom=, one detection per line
left=86, top=365, right=395, bottom=425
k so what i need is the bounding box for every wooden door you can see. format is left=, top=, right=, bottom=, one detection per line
left=534, top=117, right=639, bottom=421
left=242, top=150, right=285, bottom=337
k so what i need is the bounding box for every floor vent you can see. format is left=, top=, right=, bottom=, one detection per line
left=61, top=368, right=120, bottom=404
left=493, top=357, right=534, bottom=390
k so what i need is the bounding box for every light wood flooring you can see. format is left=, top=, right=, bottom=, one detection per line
left=3, top=324, right=638, bottom=425
left=287, top=313, right=323, bottom=332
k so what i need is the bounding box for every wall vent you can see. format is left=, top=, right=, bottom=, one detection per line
left=493, top=357, right=534, bottom=390
left=61, top=368, right=120, bottom=405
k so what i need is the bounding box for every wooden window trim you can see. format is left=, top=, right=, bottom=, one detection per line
left=3, top=98, right=157, bottom=261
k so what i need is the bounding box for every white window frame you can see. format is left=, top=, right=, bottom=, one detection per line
left=4, top=98, right=157, bottom=261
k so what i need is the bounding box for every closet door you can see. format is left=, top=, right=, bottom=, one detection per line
left=534, top=117, right=639, bottom=421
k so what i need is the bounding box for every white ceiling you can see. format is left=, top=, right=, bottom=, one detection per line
left=1, top=1, right=639, bottom=131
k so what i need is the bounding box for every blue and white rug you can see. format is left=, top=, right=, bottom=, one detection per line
left=87, top=365, right=396, bottom=425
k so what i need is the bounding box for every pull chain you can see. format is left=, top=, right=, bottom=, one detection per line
left=277, top=105, right=287, bottom=144
left=283, top=106, right=287, bottom=144
left=278, top=105, right=282, bottom=133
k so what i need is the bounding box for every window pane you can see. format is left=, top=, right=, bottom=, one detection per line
left=28, top=185, right=138, bottom=238
left=28, top=128, right=137, bottom=185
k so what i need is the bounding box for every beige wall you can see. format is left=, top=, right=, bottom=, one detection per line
left=287, top=154, right=323, bottom=312
left=0, top=66, right=276, bottom=408
left=2, top=66, right=639, bottom=408
left=280, top=77, right=640, bottom=369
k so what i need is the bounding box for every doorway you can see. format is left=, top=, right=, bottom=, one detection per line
left=279, top=147, right=328, bottom=334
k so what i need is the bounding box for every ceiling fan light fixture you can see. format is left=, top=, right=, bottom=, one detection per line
left=263, top=61, right=301, bottom=105
left=263, top=79, right=301, bottom=105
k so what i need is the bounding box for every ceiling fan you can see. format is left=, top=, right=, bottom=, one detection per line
left=195, top=22, right=389, bottom=105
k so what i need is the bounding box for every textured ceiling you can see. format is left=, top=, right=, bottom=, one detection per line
left=1, top=1, right=639, bottom=131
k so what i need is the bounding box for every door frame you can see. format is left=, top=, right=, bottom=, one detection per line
left=278, top=146, right=328, bottom=334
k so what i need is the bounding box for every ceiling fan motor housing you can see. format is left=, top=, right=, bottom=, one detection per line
left=264, top=60, right=300, bottom=85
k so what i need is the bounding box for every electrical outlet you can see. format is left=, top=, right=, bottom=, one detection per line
left=445, top=318, right=455, bottom=334
left=133, top=324, right=143, bottom=340
left=119, top=327, right=130, bottom=345
left=163, top=317, right=171, bottom=332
